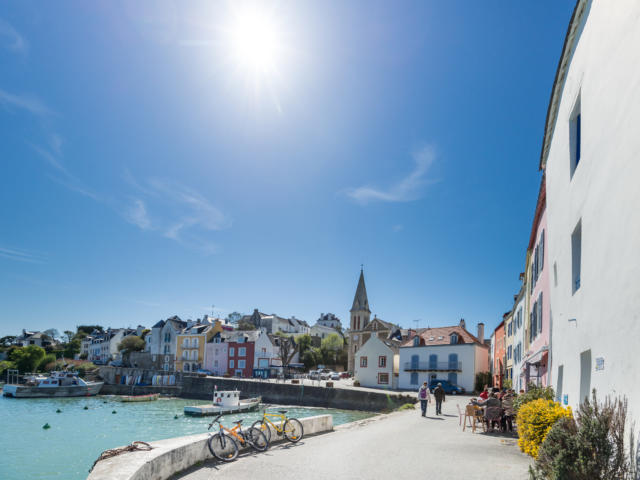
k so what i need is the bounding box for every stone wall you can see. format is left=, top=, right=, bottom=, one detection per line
left=87, top=414, right=334, bottom=480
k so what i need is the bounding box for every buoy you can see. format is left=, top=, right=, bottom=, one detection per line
left=56, top=409, right=62, bottom=413
left=84, top=406, right=89, bottom=410
left=43, top=423, right=51, bottom=429
left=174, top=415, right=178, bottom=419
left=103, top=401, right=107, bottom=404
left=112, top=410, right=117, bottom=414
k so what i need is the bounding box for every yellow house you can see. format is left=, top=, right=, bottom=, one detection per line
left=175, top=322, right=219, bottom=373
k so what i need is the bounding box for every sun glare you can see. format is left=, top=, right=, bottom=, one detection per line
left=227, top=7, right=282, bottom=76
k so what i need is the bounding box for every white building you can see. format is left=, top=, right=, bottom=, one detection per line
left=310, top=323, right=341, bottom=340
left=541, top=0, right=640, bottom=413
left=146, top=316, right=187, bottom=371
left=354, top=335, right=399, bottom=390
left=88, top=328, right=136, bottom=363
left=254, top=330, right=279, bottom=369
left=316, top=313, right=342, bottom=330
left=398, top=321, right=489, bottom=393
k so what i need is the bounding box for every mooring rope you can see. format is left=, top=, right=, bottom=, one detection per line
left=89, top=441, right=153, bottom=472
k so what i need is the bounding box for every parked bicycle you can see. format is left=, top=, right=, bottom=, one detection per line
left=251, top=407, right=304, bottom=443
left=207, top=414, right=269, bottom=462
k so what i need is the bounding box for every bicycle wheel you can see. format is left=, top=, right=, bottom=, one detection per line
left=207, top=433, right=239, bottom=462
left=246, top=427, right=269, bottom=451
left=283, top=418, right=304, bottom=443
left=251, top=419, right=271, bottom=443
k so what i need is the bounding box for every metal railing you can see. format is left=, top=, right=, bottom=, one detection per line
left=403, top=361, right=462, bottom=371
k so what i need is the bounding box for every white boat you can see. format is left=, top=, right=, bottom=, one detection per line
left=184, top=389, right=261, bottom=416
left=3, top=370, right=103, bottom=398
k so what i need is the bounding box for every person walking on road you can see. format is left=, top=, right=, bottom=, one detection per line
left=433, top=382, right=445, bottom=415
left=418, top=382, right=431, bottom=417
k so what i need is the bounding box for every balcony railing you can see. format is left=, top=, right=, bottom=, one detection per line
left=404, top=361, right=462, bottom=372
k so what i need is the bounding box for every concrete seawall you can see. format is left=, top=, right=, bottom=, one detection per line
left=98, top=368, right=417, bottom=412
left=87, top=414, right=333, bottom=480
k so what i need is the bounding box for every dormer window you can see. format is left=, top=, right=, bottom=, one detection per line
left=450, top=333, right=458, bottom=344
left=413, top=336, right=420, bottom=347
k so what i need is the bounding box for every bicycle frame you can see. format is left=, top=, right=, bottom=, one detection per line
left=259, top=412, right=288, bottom=433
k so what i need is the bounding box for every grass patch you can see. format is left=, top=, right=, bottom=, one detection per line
left=397, top=403, right=416, bottom=411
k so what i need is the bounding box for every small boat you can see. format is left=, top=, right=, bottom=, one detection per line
left=119, top=393, right=160, bottom=402
left=3, top=371, right=103, bottom=398
left=184, top=389, right=261, bottom=416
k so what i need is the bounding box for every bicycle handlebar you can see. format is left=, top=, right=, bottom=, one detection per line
left=207, top=414, right=223, bottom=430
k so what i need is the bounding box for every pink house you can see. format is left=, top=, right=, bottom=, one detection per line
left=525, top=178, right=551, bottom=387
left=204, top=331, right=229, bottom=376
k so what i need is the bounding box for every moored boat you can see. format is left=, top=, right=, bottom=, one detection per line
left=3, top=370, right=103, bottom=398
left=119, top=393, right=160, bottom=402
left=184, top=389, right=261, bottom=416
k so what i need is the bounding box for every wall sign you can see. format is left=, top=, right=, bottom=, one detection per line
left=595, top=357, right=605, bottom=371
left=563, top=394, right=569, bottom=405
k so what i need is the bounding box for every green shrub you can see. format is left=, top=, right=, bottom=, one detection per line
left=38, top=354, right=57, bottom=371
left=517, top=399, right=573, bottom=458
left=397, top=403, right=416, bottom=411
left=514, top=384, right=555, bottom=412
left=0, top=360, right=15, bottom=377
left=530, top=391, right=638, bottom=480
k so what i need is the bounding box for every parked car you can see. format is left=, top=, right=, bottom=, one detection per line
left=308, top=370, right=319, bottom=380
left=428, top=379, right=465, bottom=395
left=330, top=372, right=340, bottom=381
left=196, top=369, right=213, bottom=375
left=319, top=371, right=332, bottom=380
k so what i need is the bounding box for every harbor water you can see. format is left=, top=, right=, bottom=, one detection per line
left=0, top=394, right=375, bottom=480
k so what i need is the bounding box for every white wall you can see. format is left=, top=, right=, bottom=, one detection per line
left=546, top=0, right=640, bottom=416
left=354, top=336, right=395, bottom=390
left=398, top=344, right=484, bottom=392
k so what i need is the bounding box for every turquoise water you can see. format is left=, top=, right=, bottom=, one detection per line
left=0, top=394, right=374, bottom=480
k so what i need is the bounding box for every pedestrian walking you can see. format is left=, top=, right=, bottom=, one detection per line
left=433, top=382, right=445, bottom=415
left=418, top=381, right=431, bottom=417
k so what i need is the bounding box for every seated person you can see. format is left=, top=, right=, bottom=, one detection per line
left=501, top=389, right=516, bottom=432
left=473, top=393, right=502, bottom=431
left=478, top=386, right=489, bottom=400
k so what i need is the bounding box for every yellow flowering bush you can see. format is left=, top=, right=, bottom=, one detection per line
left=516, top=398, right=572, bottom=458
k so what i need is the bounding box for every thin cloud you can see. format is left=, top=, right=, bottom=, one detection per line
left=0, top=88, right=51, bottom=116
left=124, top=173, right=230, bottom=254
left=0, top=246, right=46, bottom=264
left=0, top=18, right=28, bottom=54
left=346, top=145, right=438, bottom=205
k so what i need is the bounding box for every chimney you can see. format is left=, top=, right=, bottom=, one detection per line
left=477, top=323, right=485, bottom=343
left=186, top=318, right=195, bottom=328
left=459, top=318, right=466, bottom=329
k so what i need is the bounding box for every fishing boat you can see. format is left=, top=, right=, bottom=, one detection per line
left=119, top=393, right=160, bottom=402
left=184, top=389, right=261, bottom=416
left=2, top=370, right=103, bottom=398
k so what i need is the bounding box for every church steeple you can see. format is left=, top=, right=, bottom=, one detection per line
left=350, top=268, right=371, bottom=331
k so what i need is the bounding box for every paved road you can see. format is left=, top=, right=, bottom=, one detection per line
left=176, top=395, right=532, bottom=480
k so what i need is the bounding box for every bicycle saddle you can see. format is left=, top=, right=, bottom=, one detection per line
left=278, top=410, right=287, bottom=414
left=233, top=419, right=243, bottom=425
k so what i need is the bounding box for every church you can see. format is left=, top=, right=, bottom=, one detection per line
left=347, top=269, right=403, bottom=373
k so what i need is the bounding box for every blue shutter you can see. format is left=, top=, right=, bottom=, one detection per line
left=448, top=372, right=458, bottom=385
left=538, top=293, right=543, bottom=334
left=448, top=353, right=458, bottom=370
left=429, top=354, right=437, bottom=370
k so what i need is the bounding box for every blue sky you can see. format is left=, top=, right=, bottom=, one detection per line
left=0, top=1, right=575, bottom=337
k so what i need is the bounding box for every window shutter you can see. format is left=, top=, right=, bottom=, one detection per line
left=538, top=293, right=543, bottom=334
left=540, top=230, right=545, bottom=270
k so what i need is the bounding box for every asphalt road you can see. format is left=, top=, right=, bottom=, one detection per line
left=175, top=395, right=532, bottom=480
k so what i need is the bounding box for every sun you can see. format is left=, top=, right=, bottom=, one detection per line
left=226, top=6, right=283, bottom=77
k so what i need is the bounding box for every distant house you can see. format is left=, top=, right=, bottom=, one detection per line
left=146, top=316, right=187, bottom=371
left=176, top=322, right=217, bottom=373
left=398, top=320, right=489, bottom=393
left=204, top=331, right=231, bottom=375
left=354, top=335, right=400, bottom=389
left=316, top=313, right=342, bottom=330
left=227, top=330, right=259, bottom=377
left=492, top=318, right=506, bottom=389
left=310, top=323, right=341, bottom=340
left=241, top=309, right=310, bottom=335
left=15, top=330, right=53, bottom=348
left=88, top=328, right=137, bottom=363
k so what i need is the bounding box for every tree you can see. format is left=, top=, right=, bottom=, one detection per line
left=296, top=334, right=312, bottom=356
left=237, top=320, right=255, bottom=331
left=76, top=325, right=103, bottom=335
left=9, top=345, right=46, bottom=373
left=0, top=335, right=16, bottom=347
left=43, top=328, right=60, bottom=340
left=320, top=333, right=343, bottom=366
left=140, top=329, right=151, bottom=340
left=63, top=339, right=81, bottom=358
left=117, top=335, right=146, bottom=354
left=226, top=312, right=242, bottom=324
left=63, top=330, right=75, bottom=343
left=277, top=336, right=299, bottom=368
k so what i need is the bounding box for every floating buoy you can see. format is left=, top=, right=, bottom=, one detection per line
left=84, top=406, right=89, bottom=410
left=112, top=410, right=117, bottom=414
left=56, top=409, right=62, bottom=413
left=174, top=415, right=179, bottom=419
left=103, top=401, right=108, bottom=404
left=43, top=423, right=51, bottom=429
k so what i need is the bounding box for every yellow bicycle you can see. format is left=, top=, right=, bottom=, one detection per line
left=251, top=407, right=304, bottom=443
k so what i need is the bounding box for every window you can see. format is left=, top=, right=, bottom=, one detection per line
left=239, top=347, right=246, bottom=357
left=411, top=355, right=419, bottom=369
left=238, top=359, right=246, bottom=368
left=182, top=338, right=188, bottom=348
left=413, top=336, right=420, bottom=346
left=448, top=353, right=458, bottom=370
left=507, top=345, right=512, bottom=360
left=261, top=348, right=266, bottom=354
left=360, top=356, right=368, bottom=368
left=229, top=347, right=235, bottom=356
left=378, top=356, right=387, bottom=368
left=378, top=372, right=389, bottom=385
left=450, top=333, right=458, bottom=344
left=184, top=363, right=190, bottom=371
left=570, top=95, right=582, bottom=178
left=572, top=220, right=582, bottom=293
left=429, top=354, right=437, bottom=370
left=410, top=372, right=419, bottom=385
left=214, top=360, right=218, bottom=367
left=229, top=359, right=234, bottom=368
left=192, top=338, right=199, bottom=348
left=538, top=293, right=543, bottom=334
